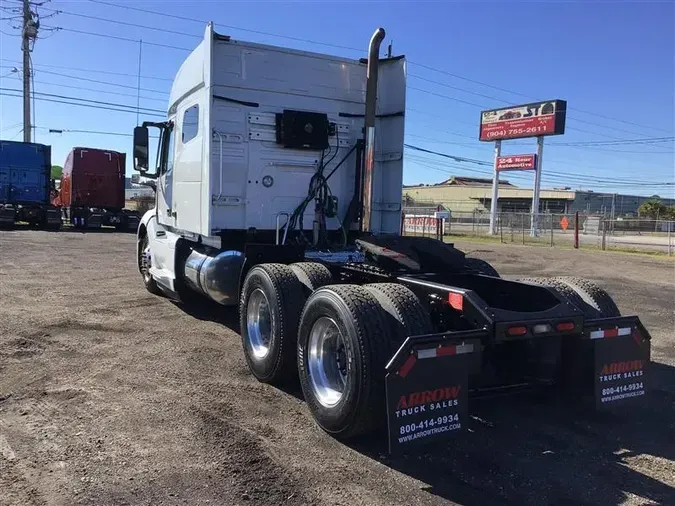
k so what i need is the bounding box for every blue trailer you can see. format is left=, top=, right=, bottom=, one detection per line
left=0, top=140, right=61, bottom=229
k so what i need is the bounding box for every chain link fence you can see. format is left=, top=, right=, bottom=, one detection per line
left=401, top=207, right=674, bottom=255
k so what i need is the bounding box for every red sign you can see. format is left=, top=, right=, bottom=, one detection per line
left=479, top=100, right=567, bottom=142
left=496, top=154, right=537, bottom=171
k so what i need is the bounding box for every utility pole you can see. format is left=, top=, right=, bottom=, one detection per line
left=21, top=0, right=34, bottom=143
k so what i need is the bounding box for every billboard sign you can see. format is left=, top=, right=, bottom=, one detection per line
left=479, top=100, right=567, bottom=142
left=496, top=154, right=537, bottom=171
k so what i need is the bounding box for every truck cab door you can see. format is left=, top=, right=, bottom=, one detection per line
left=157, top=125, right=176, bottom=227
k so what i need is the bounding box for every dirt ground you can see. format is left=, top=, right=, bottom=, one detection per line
left=1, top=230, right=673, bottom=506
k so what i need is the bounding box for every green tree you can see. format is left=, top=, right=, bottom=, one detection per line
left=638, top=199, right=669, bottom=219
left=51, top=165, right=63, bottom=179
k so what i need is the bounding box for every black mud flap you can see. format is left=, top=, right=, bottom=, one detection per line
left=45, top=208, right=61, bottom=225
left=385, top=329, right=486, bottom=455
left=584, top=316, right=651, bottom=409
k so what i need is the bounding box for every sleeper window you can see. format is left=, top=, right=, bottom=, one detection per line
left=182, top=105, right=199, bottom=144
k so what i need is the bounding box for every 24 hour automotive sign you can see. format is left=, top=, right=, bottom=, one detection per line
left=496, top=154, right=537, bottom=171
left=479, top=100, right=567, bottom=142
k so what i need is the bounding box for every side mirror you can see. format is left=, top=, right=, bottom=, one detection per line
left=133, top=126, right=150, bottom=172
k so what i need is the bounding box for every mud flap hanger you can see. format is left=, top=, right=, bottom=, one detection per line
left=384, top=328, right=487, bottom=455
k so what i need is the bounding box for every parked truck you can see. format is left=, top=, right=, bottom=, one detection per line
left=52, top=147, right=140, bottom=231
left=132, top=24, right=651, bottom=453
left=0, top=140, right=61, bottom=229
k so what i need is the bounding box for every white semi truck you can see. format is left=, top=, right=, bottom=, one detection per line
left=132, top=24, right=651, bottom=453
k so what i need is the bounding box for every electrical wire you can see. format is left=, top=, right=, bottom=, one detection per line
left=0, top=87, right=165, bottom=113
left=40, top=24, right=192, bottom=51
left=404, top=144, right=674, bottom=186
left=86, top=0, right=364, bottom=53
left=0, top=91, right=165, bottom=117
left=10, top=66, right=170, bottom=95
left=31, top=78, right=167, bottom=103
left=407, top=60, right=672, bottom=135
left=0, top=58, right=173, bottom=81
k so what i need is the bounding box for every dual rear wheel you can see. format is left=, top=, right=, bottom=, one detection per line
left=239, top=264, right=432, bottom=439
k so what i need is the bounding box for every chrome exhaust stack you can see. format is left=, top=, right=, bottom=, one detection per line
left=361, top=27, right=385, bottom=233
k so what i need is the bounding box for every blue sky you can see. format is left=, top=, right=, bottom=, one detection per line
left=1, top=0, right=673, bottom=197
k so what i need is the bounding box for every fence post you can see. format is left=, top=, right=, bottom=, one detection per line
left=522, top=214, right=525, bottom=245
left=510, top=213, right=514, bottom=243
left=500, top=213, right=504, bottom=243
left=574, top=211, right=579, bottom=249
left=601, top=221, right=607, bottom=251
left=550, top=213, right=554, bottom=247
left=669, top=221, right=672, bottom=257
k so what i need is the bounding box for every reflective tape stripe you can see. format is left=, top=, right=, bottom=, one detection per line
left=456, top=343, right=474, bottom=354
left=417, top=343, right=475, bottom=359
left=590, top=327, right=632, bottom=339
left=417, top=348, right=437, bottom=359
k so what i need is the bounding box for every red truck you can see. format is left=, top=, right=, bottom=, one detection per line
left=53, top=147, right=140, bottom=231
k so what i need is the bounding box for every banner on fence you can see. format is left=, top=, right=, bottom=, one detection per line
left=403, top=215, right=441, bottom=235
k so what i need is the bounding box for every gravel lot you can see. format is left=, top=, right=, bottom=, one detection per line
left=1, top=229, right=673, bottom=506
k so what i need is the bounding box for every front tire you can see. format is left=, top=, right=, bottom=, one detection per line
left=138, top=234, right=162, bottom=295
left=239, top=264, right=305, bottom=384
left=297, top=285, right=390, bottom=439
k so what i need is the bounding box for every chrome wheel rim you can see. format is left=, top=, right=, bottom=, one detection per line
left=139, top=240, right=152, bottom=283
left=308, top=317, right=348, bottom=408
left=246, top=289, right=272, bottom=359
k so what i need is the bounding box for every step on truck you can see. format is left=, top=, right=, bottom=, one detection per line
left=0, top=140, right=62, bottom=230
left=52, top=147, right=140, bottom=231
left=132, top=24, right=651, bottom=453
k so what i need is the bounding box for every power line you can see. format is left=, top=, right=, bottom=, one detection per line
left=87, top=0, right=364, bottom=53
left=40, top=24, right=192, bottom=51
left=0, top=66, right=170, bottom=95
left=0, top=57, right=173, bottom=81
left=38, top=127, right=133, bottom=137
left=0, top=87, right=165, bottom=113
left=47, top=7, right=202, bottom=40
left=407, top=60, right=672, bottom=135
left=0, top=91, right=165, bottom=117
left=31, top=79, right=167, bottom=103
left=404, top=144, right=674, bottom=186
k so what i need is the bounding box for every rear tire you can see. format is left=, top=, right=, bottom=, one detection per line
left=363, top=283, right=433, bottom=348
left=553, top=277, right=621, bottom=318
left=297, top=285, right=390, bottom=439
left=290, top=262, right=332, bottom=296
left=240, top=264, right=305, bottom=384
left=465, top=258, right=500, bottom=277
left=517, top=277, right=596, bottom=317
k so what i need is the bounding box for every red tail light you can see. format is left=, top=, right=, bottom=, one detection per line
left=507, top=326, right=527, bottom=336
left=556, top=322, right=575, bottom=332
left=448, top=293, right=463, bottom=311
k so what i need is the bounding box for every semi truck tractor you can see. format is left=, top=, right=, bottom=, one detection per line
left=0, top=140, right=61, bottom=229
left=132, top=24, right=651, bottom=453
left=52, top=147, right=140, bottom=231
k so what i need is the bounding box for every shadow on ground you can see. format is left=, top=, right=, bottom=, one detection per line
left=172, top=292, right=674, bottom=505
left=349, top=361, right=675, bottom=506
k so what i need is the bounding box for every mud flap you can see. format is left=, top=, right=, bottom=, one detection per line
left=384, top=329, right=486, bottom=454
left=0, top=205, right=15, bottom=225
left=585, top=317, right=651, bottom=409
left=45, top=207, right=61, bottom=225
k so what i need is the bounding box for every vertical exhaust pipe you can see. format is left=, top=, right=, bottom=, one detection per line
left=361, top=27, right=385, bottom=233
